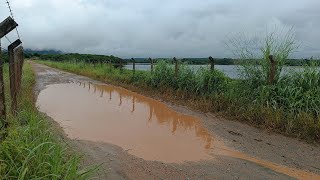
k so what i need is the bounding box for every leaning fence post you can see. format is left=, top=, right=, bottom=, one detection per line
left=173, top=57, right=178, bottom=78
left=8, top=39, right=22, bottom=116
left=131, top=58, right=135, bottom=75
left=268, top=55, right=277, bottom=85
left=209, top=56, right=214, bottom=71
left=0, top=17, right=18, bottom=39
left=149, top=57, right=153, bottom=73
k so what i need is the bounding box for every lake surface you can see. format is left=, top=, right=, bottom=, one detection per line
left=125, top=63, right=314, bottom=79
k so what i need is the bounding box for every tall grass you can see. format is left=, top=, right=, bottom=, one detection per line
left=0, top=63, right=95, bottom=179
left=226, top=28, right=319, bottom=139
left=226, top=64, right=320, bottom=138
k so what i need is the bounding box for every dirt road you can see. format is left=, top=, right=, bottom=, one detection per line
left=32, top=62, right=320, bottom=180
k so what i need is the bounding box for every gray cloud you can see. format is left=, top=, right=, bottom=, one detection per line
left=0, top=0, right=320, bottom=58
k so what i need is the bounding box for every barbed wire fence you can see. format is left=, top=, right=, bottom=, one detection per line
left=1, top=0, right=21, bottom=47
left=0, top=0, right=24, bottom=134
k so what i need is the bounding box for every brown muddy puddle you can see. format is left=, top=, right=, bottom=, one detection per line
left=37, top=82, right=320, bottom=179
left=37, top=82, right=213, bottom=163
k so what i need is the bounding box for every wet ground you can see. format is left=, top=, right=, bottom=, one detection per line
left=32, top=62, right=320, bottom=180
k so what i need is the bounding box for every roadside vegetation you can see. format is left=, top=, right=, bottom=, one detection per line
left=29, top=52, right=319, bottom=66
left=36, top=31, right=320, bottom=142
left=0, top=63, right=95, bottom=179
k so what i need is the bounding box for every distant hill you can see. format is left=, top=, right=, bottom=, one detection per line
left=24, top=49, right=63, bottom=55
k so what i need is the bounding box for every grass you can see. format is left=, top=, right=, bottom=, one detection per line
left=0, top=62, right=96, bottom=179
left=36, top=59, right=320, bottom=142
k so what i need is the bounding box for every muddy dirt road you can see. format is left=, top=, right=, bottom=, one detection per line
left=32, top=62, right=320, bottom=180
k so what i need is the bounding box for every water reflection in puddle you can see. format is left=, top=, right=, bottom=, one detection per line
left=36, top=82, right=320, bottom=179
left=37, top=82, right=214, bottom=163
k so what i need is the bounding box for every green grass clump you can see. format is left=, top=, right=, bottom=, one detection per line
left=229, top=63, right=320, bottom=139
left=0, top=63, right=95, bottom=179
left=148, top=61, right=228, bottom=95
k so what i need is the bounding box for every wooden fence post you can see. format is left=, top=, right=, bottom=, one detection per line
left=209, top=56, right=214, bottom=71
left=14, top=46, right=23, bottom=94
left=120, top=58, right=123, bottom=72
left=8, top=39, right=22, bottom=116
left=268, top=55, right=276, bottom=85
left=0, top=17, right=18, bottom=39
left=0, top=16, right=18, bottom=127
left=131, top=58, right=135, bottom=75
left=149, top=57, right=153, bottom=73
left=0, top=39, right=6, bottom=129
left=173, top=57, right=178, bottom=78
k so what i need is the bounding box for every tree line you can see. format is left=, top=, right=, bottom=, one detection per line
left=21, top=51, right=320, bottom=66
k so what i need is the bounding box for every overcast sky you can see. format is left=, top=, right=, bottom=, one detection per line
left=0, top=0, right=319, bottom=58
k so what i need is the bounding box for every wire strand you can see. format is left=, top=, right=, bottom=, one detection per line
left=4, top=36, right=11, bottom=44
left=5, top=0, right=21, bottom=40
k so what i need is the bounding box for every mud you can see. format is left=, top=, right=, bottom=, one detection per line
left=32, top=62, right=320, bottom=180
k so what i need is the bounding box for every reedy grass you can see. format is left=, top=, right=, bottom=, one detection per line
left=0, top=63, right=96, bottom=179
